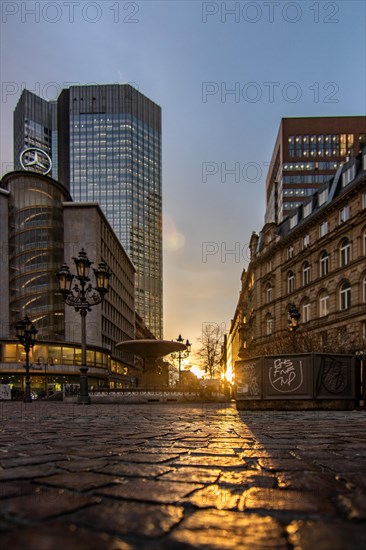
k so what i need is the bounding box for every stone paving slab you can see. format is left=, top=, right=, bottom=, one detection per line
left=0, top=402, right=365, bottom=549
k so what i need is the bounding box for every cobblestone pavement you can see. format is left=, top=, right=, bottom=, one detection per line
left=0, top=402, right=366, bottom=549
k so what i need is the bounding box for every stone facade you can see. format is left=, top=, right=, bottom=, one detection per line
left=228, top=148, right=366, bottom=371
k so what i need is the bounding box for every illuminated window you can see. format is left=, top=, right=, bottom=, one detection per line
left=288, top=271, right=295, bottom=293
left=339, top=205, right=350, bottom=223
left=303, top=262, right=311, bottom=285
left=320, top=251, right=329, bottom=276
left=340, top=281, right=351, bottom=310
left=340, top=238, right=351, bottom=266
left=266, top=314, right=273, bottom=336
left=319, top=291, right=329, bottom=317
left=266, top=283, right=273, bottom=303
left=319, top=221, right=329, bottom=238
left=302, top=300, right=311, bottom=323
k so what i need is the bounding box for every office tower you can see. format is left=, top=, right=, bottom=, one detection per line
left=265, top=116, right=366, bottom=224
left=13, top=85, right=163, bottom=338
left=14, top=90, right=58, bottom=179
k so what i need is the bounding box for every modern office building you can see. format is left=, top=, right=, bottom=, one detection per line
left=14, top=90, right=58, bottom=179
left=0, top=171, right=138, bottom=394
left=265, top=116, right=366, bottom=224
left=228, top=146, right=366, bottom=377
left=13, top=85, right=163, bottom=338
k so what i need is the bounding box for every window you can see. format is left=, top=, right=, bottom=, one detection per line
left=342, top=165, right=355, bottom=187
left=363, top=321, right=366, bottom=340
left=320, top=251, right=329, bottom=276
left=363, top=230, right=366, bottom=255
left=303, top=234, right=310, bottom=248
left=303, top=202, right=312, bottom=218
left=339, top=205, right=350, bottom=223
left=287, top=245, right=294, bottom=260
left=319, top=221, right=328, bottom=238
left=363, top=276, right=366, bottom=303
left=266, top=283, right=273, bottom=303
left=303, top=262, right=311, bottom=285
left=319, top=290, right=329, bottom=317
left=288, top=271, right=295, bottom=293
left=289, top=214, right=298, bottom=229
left=266, top=315, right=273, bottom=336
left=302, top=300, right=311, bottom=323
left=340, top=281, right=351, bottom=310
left=340, top=238, right=351, bottom=266
left=363, top=192, right=366, bottom=209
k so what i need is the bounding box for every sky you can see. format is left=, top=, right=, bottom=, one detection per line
left=1, top=0, right=365, bottom=366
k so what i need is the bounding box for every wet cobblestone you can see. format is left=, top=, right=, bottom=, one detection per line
left=0, top=402, right=365, bottom=549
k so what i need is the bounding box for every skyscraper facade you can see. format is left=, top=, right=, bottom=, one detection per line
left=13, top=85, right=163, bottom=338
left=14, top=90, right=58, bottom=179
left=265, top=116, right=366, bottom=224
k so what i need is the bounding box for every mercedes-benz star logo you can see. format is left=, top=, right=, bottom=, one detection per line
left=20, top=147, right=52, bottom=176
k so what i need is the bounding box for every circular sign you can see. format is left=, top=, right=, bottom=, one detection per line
left=19, top=147, right=52, bottom=176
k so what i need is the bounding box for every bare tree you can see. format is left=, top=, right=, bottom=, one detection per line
left=195, top=324, right=225, bottom=379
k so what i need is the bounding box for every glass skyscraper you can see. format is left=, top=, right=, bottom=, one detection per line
left=14, top=90, right=58, bottom=179
left=14, top=85, right=163, bottom=338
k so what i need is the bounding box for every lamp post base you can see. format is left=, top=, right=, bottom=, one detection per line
left=24, top=376, right=32, bottom=403
left=78, top=366, right=91, bottom=405
left=78, top=394, right=91, bottom=405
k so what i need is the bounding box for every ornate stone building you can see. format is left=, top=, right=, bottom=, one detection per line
left=228, top=147, right=366, bottom=375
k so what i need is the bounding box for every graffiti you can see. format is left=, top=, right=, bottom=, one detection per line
left=269, top=358, right=303, bottom=393
left=236, top=361, right=260, bottom=397
left=317, top=356, right=348, bottom=394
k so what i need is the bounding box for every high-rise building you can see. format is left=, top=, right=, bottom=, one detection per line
left=265, top=116, right=366, bottom=224
left=14, top=90, right=58, bottom=179
left=13, top=85, right=163, bottom=338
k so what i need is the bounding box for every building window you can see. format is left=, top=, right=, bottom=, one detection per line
left=303, top=234, right=310, bottom=248
left=340, top=237, right=351, bottom=266
left=302, top=300, right=311, bottom=323
left=339, top=205, right=350, bottom=223
left=266, top=315, right=273, bottom=336
left=319, top=290, right=329, bottom=317
left=363, top=275, right=366, bottom=303
left=362, top=192, right=366, bottom=209
left=320, top=251, right=329, bottom=276
left=288, top=271, right=295, bottom=294
left=287, top=245, right=294, bottom=259
left=363, top=230, right=366, bottom=255
left=340, top=281, right=351, bottom=310
left=289, top=214, right=298, bottom=229
left=319, top=221, right=328, bottom=238
left=266, top=283, right=273, bottom=303
left=303, top=262, right=311, bottom=286
left=363, top=321, right=366, bottom=340
left=303, top=202, right=312, bottom=218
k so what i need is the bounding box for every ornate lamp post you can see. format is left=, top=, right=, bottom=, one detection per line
left=172, top=334, right=191, bottom=384
left=288, top=303, right=300, bottom=352
left=15, top=316, right=38, bottom=403
left=56, top=248, right=111, bottom=404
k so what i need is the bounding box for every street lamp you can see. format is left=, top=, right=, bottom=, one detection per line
left=15, top=315, right=38, bottom=403
left=56, top=248, right=111, bottom=404
left=172, top=334, right=191, bottom=384
left=288, top=303, right=300, bottom=352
